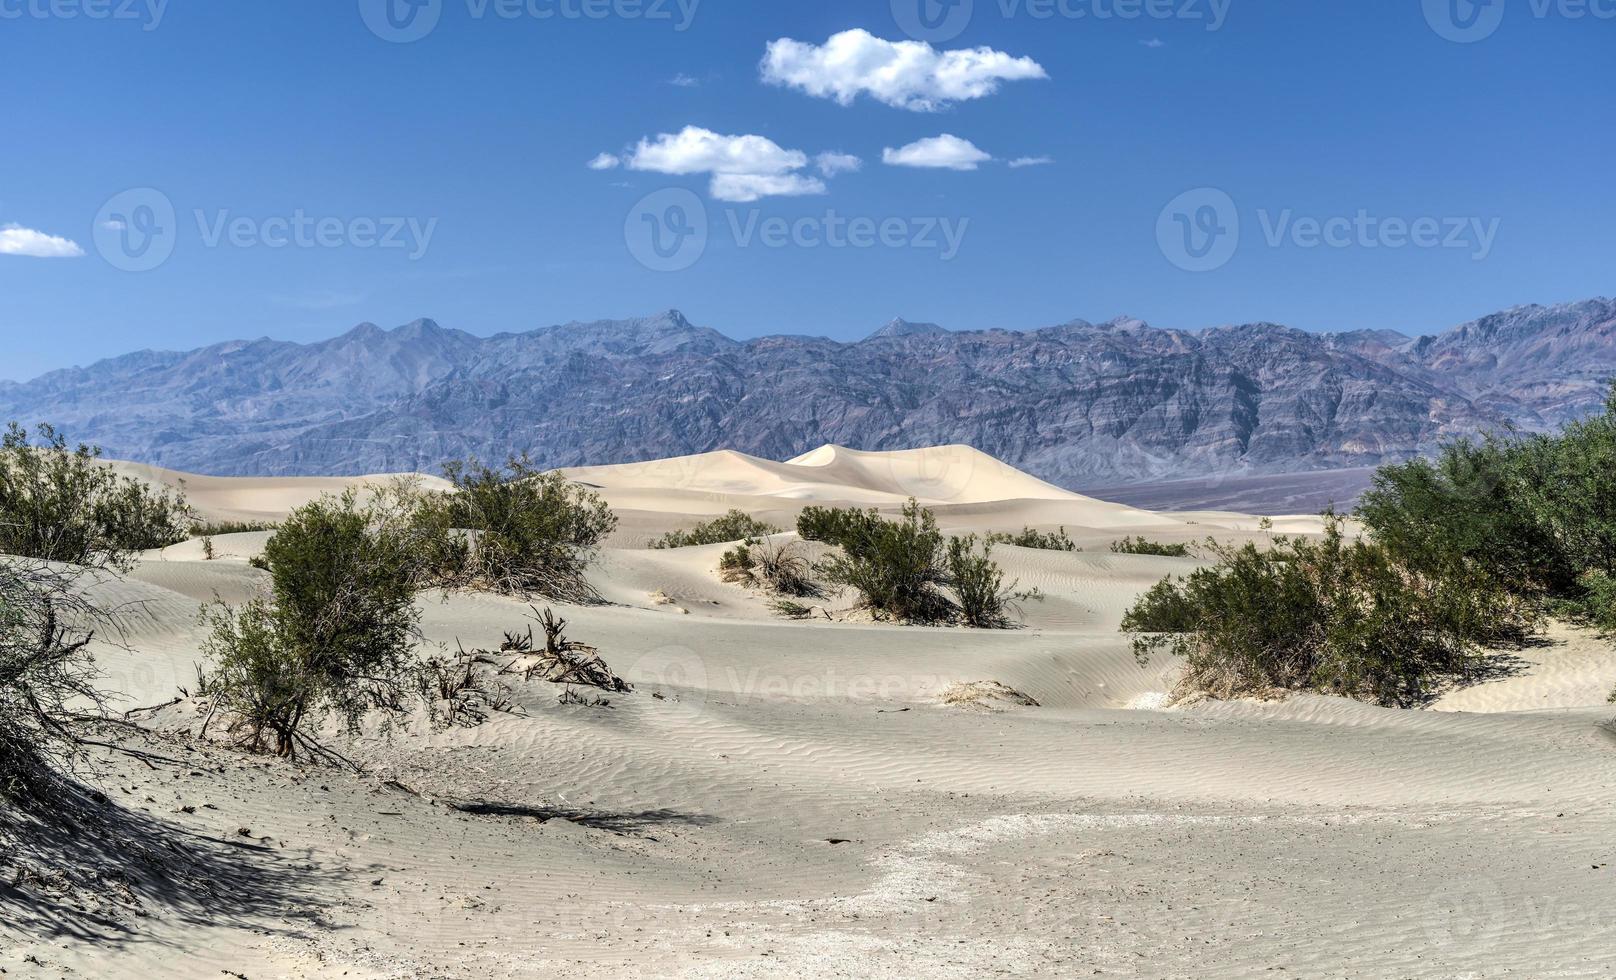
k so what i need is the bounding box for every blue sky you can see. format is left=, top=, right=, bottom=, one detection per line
left=1, top=0, right=1612, bottom=379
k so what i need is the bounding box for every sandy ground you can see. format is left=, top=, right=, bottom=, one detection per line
left=6, top=446, right=1616, bottom=978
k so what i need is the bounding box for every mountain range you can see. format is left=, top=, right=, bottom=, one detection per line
left=2, top=298, right=1612, bottom=489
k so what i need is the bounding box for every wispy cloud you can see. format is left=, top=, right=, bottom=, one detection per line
left=1140, top=38, right=1166, bottom=48
left=587, top=152, right=622, bottom=171
left=762, top=29, right=1047, bottom=112
left=0, top=224, right=84, bottom=258
left=883, top=135, right=993, bottom=171
left=668, top=73, right=700, bottom=87
left=1008, top=156, right=1055, bottom=168
left=815, top=152, right=863, bottom=178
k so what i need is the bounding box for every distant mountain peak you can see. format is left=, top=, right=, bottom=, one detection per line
left=869, top=318, right=948, bottom=340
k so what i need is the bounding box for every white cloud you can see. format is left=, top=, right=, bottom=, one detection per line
left=669, top=73, right=700, bottom=87
left=710, top=173, right=828, bottom=203
left=620, top=126, right=833, bottom=202
left=0, top=224, right=84, bottom=258
left=883, top=134, right=993, bottom=171
left=587, top=153, right=622, bottom=171
left=628, top=127, right=807, bottom=177
left=816, top=152, right=863, bottom=178
left=1141, top=38, right=1166, bottom=48
left=1008, top=156, right=1055, bottom=168
left=761, top=29, right=1047, bottom=112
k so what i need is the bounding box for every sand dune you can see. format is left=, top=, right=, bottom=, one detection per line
left=11, top=446, right=1616, bottom=978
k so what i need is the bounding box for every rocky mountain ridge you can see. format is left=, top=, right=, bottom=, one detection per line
left=1, top=299, right=1610, bottom=487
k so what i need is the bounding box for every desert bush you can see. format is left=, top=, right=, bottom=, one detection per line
left=719, top=538, right=819, bottom=597
left=1111, top=537, right=1193, bottom=558
left=810, top=500, right=952, bottom=623
left=433, top=456, right=616, bottom=601
left=419, top=650, right=518, bottom=729
left=770, top=599, right=815, bottom=620
left=0, top=561, right=109, bottom=800
left=1123, top=517, right=1535, bottom=707
left=796, top=505, right=886, bottom=551
left=1358, top=437, right=1569, bottom=594
left=654, top=510, right=780, bottom=549
left=718, top=543, right=756, bottom=584
left=0, top=423, right=190, bottom=569
left=1556, top=571, right=1616, bottom=634
left=191, top=520, right=278, bottom=538
left=985, top=527, right=1079, bottom=552
left=1357, top=385, right=1616, bottom=638
left=947, top=536, right=1039, bottom=629
left=201, top=491, right=423, bottom=758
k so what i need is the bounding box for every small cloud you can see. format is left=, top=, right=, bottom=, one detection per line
left=816, top=152, right=863, bottom=178
left=669, top=73, right=700, bottom=87
left=762, top=29, right=1047, bottom=112
left=883, top=134, right=993, bottom=171
left=0, top=224, right=84, bottom=258
left=710, top=173, right=827, bottom=203
left=1140, top=38, right=1166, bottom=48
left=618, top=125, right=840, bottom=201
left=1008, top=156, right=1055, bottom=168
left=587, top=153, right=622, bottom=171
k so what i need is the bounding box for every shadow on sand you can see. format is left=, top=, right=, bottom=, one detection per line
left=0, top=778, right=340, bottom=950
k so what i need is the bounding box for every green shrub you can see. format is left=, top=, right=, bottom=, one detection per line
left=985, top=527, right=1080, bottom=552
left=435, top=456, right=617, bottom=601
left=1123, top=517, right=1536, bottom=707
left=0, top=423, right=190, bottom=569
left=654, top=510, right=780, bottom=549
left=1111, top=537, right=1193, bottom=558
left=191, top=520, right=278, bottom=538
left=1555, top=571, right=1616, bottom=634
left=1357, top=437, right=1570, bottom=594
left=947, top=535, right=1039, bottom=629
left=202, top=491, right=423, bottom=758
left=796, top=505, right=885, bottom=551
left=810, top=500, right=952, bottom=623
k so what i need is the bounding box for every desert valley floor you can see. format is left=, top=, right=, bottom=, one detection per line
left=7, top=446, right=1616, bottom=978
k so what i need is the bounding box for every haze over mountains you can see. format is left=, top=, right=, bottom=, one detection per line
left=2, top=297, right=1611, bottom=489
